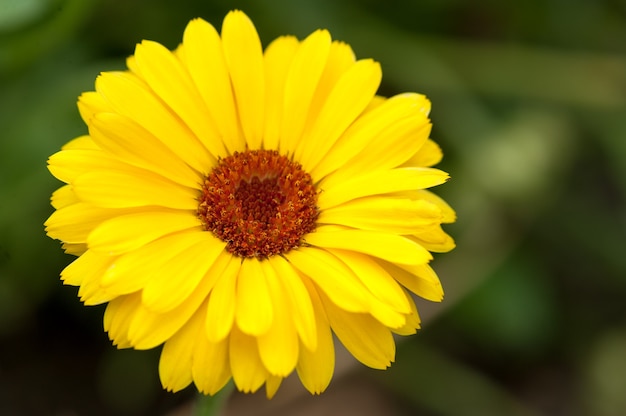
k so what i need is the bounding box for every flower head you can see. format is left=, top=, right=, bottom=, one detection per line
left=45, top=10, right=455, bottom=398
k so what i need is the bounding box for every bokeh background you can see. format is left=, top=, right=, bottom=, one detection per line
left=1, top=0, right=625, bottom=415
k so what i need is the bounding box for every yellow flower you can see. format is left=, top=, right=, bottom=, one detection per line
left=45, top=10, right=455, bottom=398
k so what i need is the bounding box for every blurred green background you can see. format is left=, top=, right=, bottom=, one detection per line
left=1, top=0, right=625, bottom=415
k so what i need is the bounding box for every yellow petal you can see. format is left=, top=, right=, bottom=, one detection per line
left=265, top=375, right=283, bottom=399
left=128, top=302, right=197, bottom=350
left=95, top=71, right=214, bottom=174
left=279, top=29, right=331, bottom=155
left=296, top=59, right=382, bottom=172
left=416, top=190, right=456, bottom=223
left=62, top=243, right=87, bottom=256
left=296, top=278, right=334, bottom=395
left=221, top=10, right=265, bottom=149
left=61, top=249, right=114, bottom=287
left=304, top=226, right=432, bottom=265
left=79, top=273, right=116, bottom=306
left=90, top=112, right=201, bottom=188
left=182, top=18, right=245, bottom=154
left=286, top=247, right=370, bottom=313
left=103, top=293, right=141, bottom=349
left=158, top=302, right=203, bottom=392
left=45, top=203, right=123, bottom=244
left=61, top=135, right=99, bottom=150
left=205, top=254, right=241, bottom=342
left=391, top=289, right=421, bottom=335
left=73, top=169, right=198, bottom=210
left=141, top=232, right=224, bottom=313
left=268, top=255, right=317, bottom=351
left=134, top=40, right=227, bottom=159
left=235, top=258, right=273, bottom=336
left=318, top=167, right=450, bottom=209
left=320, top=291, right=396, bottom=369
left=312, top=92, right=429, bottom=181
left=392, top=189, right=457, bottom=223
left=382, top=261, right=444, bottom=302
left=87, top=210, right=201, bottom=255
left=47, top=148, right=128, bottom=184
left=100, top=230, right=198, bottom=296
left=257, top=260, right=299, bottom=377
left=405, top=138, right=443, bottom=167
left=333, top=120, right=430, bottom=182
left=262, top=35, right=299, bottom=150
left=67, top=256, right=109, bottom=303
left=229, top=325, right=267, bottom=394
left=318, top=196, right=442, bottom=234
left=327, top=249, right=410, bottom=314
left=77, top=91, right=110, bottom=125
left=192, top=314, right=231, bottom=395
left=412, top=226, right=456, bottom=253
left=304, top=40, right=356, bottom=126
left=50, top=185, right=78, bottom=209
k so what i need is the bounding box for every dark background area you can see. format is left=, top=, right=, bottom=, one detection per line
left=1, top=0, right=625, bottom=415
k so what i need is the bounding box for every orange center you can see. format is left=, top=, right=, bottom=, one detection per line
left=198, top=150, right=319, bottom=258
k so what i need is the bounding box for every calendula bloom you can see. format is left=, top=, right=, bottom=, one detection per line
left=45, top=10, right=455, bottom=398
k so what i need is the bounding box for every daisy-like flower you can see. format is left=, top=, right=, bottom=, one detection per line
left=45, top=10, right=455, bottom=398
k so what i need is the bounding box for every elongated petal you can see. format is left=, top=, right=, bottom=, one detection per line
left=263, top=35, right=299, bottom=150
left=134, top=40, right=227, bottom=158
left=406, top=138, right=443, bottom=167
left=279, top=29, right=331, bottom=155
left=229, top=326, right=267, bottom=394
left=61, top=248, right=114, bottom=287
left=268, top=255, right=317, bottom=351
left=296, top=59, right=382, bottom=172
left=413, top=190, right=456, bottom=223
left=159, top=303, right=204, bottom=392
left=50, top=185, right=78, bottom=209
left=103, top=293, right=141, bottom=349
left=235, top=259, right=273, bottom=336
left=87, top=211, right=201, bottom=255
left=296, top=278, right=334, bottom=395
left=205, top=255, right=241, bottom=342
left=319, top=291, right=395, bottom=369
left=192, top=316, right=231, bottom=395
left=331, top=119, right=430, bottom=181
left=100, top=231, right=201, bottom=295
left=304, top=40, right=356, bottom=124
left=305, top=226, right=432, bottom=265
left=412, top=226, right=456, bottom=253
left=391, top=289, right=421, bottom=336
left=73, top=169, right=198, bottom=210
left=95, top=71, right=214, bottom=173
left=221, top=10, right=264, bottom=149
left=318, top=196, right=442, bottom=234
left=319, top=167, right=449, bottom=210
left=257, top=261, right=299, bottom=377
left=182, top=18, right=245, bottom=154
left=48, top=149, right=129, bottom=184
left=90, top=112, right=201, bottom=188
left=380, top=260, right=444, bottom=302
left=286, top=247, right=371, bottom=313
left=328, top=249, right=410, bottom=314
left=265, top=375, right=283, bottom=399
left=312, top=92, right=429, bottom=181
left=122, top=242, right=226, bottom=352
left=141, top=232, right=224, bottom=313
left=45, top=203, right=124, bottom=244
left=77, top=92, right=111, bottom=125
